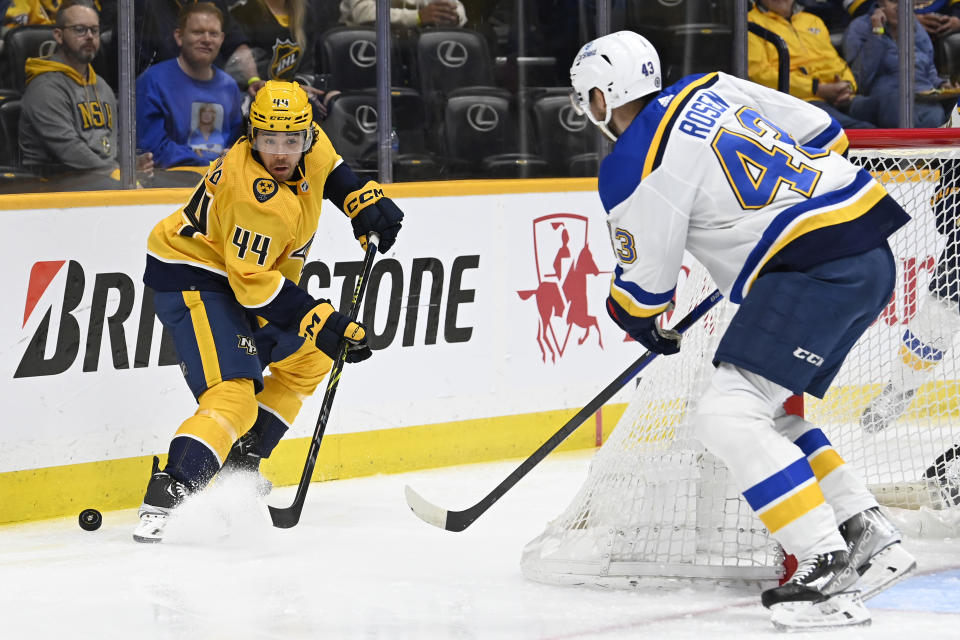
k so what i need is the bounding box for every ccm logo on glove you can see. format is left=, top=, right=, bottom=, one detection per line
left=345, top=184, right=385, bottom=216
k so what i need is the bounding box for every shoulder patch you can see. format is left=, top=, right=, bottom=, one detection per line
left=253, top=178, right=278, bottom=203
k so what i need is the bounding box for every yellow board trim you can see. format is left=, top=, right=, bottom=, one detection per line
left=183, top=291, right=222, bottom=388
left=0, top=403, right=626, bottom=525
left=809, top=449, right=845, bottom=481
left=758, top=481, right=826, bottom=533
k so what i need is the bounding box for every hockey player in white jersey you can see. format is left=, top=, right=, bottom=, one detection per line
left=570, top=31, right=917, bottom=631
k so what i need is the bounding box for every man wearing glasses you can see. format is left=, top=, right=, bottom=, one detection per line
left=19, top=0, right=154, bottom=187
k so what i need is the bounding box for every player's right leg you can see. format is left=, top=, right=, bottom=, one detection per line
left=134, top=291, right=263, bottom=543
left=219, top=323, right=332, bottom=494
left=860, top=292, right=960, bottom=432
left=693, top=364, right=867, bottom=631
left=774, top=412, right=916, bottom=600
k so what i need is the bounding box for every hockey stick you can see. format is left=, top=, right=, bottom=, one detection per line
left=404, top=288, right=724, bottom=532
left=268, top=235, right=379, bottom=528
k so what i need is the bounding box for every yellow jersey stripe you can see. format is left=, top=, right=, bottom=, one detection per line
left=758, top=482, right=826, bottom=533
left=183, top=291, right=223, bottom=388
left=642, top=73, right=719, bottom=180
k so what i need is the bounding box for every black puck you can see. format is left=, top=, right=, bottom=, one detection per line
left=79, top=508, right=102, bottom=531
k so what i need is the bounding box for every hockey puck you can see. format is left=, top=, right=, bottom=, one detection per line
left=78, top=508, right=102, bottom=531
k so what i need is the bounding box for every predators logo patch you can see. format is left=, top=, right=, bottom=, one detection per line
left=253, top=178, right=278, bottom=202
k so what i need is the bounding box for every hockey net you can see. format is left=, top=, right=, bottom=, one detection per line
left=521, top=129, right=960, bottom=587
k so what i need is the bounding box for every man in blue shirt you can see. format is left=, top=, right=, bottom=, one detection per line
left=136, top=2, right=243, bottom=168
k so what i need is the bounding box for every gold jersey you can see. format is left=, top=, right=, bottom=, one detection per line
left=145, top=129, right=341, bottom=328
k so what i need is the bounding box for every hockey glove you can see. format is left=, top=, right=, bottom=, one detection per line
left=606, top=295, right=681, bottom=356
left=344, top=180, right=403, bottom=253
left=298, top=301, right=372, bottom=363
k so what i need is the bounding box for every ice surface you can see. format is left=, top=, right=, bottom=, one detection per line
left=1, top=451, right=958, bottom=639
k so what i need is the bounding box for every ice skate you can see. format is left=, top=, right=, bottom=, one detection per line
left=840, top=507, right=917, bottom=600
left=761, top=550, right=869, bottom=631
left=860, top=384, right=914, bottom=433
left=220, top=431, right=273, bottom=496
left=133, top=456, right=189, bottom=543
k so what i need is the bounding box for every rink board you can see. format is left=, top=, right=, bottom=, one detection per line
left=0, top=179, right=639, bottom=524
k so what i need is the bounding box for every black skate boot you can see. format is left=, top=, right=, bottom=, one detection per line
left=840, top=507, right=916, bottom=600
left=132, top=456, right=190, bottom=543
left=761, top=550, right=869, bottom=631
left=220, top=431, right=272, bottom=496
left=860, top=384, right=914, bottom=433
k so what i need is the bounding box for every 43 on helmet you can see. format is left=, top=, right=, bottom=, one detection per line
left=569, top=31, right=661, bottom=142
left=248, top=80, right=317, bottom=154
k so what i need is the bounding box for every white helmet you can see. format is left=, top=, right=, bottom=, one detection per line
left=569, top=31, right=661, bottom=141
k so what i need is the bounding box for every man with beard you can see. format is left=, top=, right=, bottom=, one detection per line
left=19, top=0, right=154, bottom=187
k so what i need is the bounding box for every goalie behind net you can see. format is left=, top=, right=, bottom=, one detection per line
left=521, top=135, right=960, bottom=587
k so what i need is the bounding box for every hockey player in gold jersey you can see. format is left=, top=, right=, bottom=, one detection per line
left=134, top=80, right=403, bottom=542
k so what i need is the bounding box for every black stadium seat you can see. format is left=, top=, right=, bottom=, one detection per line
left=321, top=89, right=441, bottom=180
left=319, top=26, right=408, bottom=91
left=1, top=26, right=57, bottom=93
left=442, top=93, right=548, bottom=178
left=416, top=28, right=500, bottom=102
left=530, top=94, right=597, bottom=177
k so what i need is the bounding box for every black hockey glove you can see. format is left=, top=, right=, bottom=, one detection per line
left=606, top=295, right=681, bottom=356
left=344, top=180, right=403, bottom=253
left=298, top=301, right=372, bottom=363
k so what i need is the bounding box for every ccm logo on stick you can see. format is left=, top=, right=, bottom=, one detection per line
left=793, top=347, right=824, bottom=366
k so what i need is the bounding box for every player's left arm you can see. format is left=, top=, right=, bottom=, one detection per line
left=323, top=160, right=404, bottom=253
left=603, top=175, right=689, bottom=355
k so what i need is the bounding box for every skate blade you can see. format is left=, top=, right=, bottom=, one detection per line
left=857, top=543, right=917, bottom=601
left=770, top=591, right=871, bottom=632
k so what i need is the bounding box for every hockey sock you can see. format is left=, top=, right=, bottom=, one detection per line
left=774, top=413, right=877, bottom=524
left=694, top=363, right=846, bottom=559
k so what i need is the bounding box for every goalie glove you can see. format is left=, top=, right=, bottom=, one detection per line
left=298, top=301, right=372, bottom=363
left=606, top=295, right=681, bottom=355
left=343, top=180, right=403, bottom=253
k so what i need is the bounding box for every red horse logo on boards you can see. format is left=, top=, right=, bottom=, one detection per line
left=517, top=213, right=606, bottom=362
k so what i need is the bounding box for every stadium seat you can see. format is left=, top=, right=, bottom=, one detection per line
left=1, top=26, right=57, bottom=93
left=442, top=93, right=548, bottom=179
left=318, top=26, right=409, bottom=91
left=416, top=28, right=505, bottom=101
left=530, top=93, right=597, bottom=177
left=645, top=23, right=733, bottom=84
left=0, top=96, right=20, bottom=167
left=937, top=32, right=960, bottom=83
left=321, top=88, right=441, bottom=180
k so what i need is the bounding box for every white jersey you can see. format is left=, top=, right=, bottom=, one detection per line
left=602, top=71, right=907, bottom=319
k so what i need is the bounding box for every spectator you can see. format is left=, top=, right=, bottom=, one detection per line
left=845, top=0, right=958, bottom=127
left=914, top=1, right=960, bottom=44
left=749, top=0, right=878, bottom=128
left=5, top=0, right=57, bottom=27
left=340, top=0, right=466, bottom=29
left=136, top=2, right=243, bottom=168
left=19, top=0, right=153, bottom=186
left=229, top=0, right=339, bottom=119
left=95, top=1, right=259, bottom=93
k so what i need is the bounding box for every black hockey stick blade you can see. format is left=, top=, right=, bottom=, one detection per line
left=268, top=237, right=379, bottom=528
left=404, top=289, right=724, bottom=532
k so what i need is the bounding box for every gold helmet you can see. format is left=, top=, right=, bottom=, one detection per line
left=248, top=80, right=315, bottom=153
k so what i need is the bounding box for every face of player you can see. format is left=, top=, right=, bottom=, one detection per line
left=255, top=131, right=306, bottom=181
left=176, top=12, right=225, bottom=69
left=55, top=6, right=101, bottom=66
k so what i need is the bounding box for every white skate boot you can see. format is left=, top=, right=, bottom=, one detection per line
left=132, top=457, right=189, bottom=543
left=841, top=507, right=917, bottom=600
left=860, top=384, right=914, bottom=433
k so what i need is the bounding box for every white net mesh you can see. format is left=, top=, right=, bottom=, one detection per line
left=521, top=143, right=960, bottom=587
